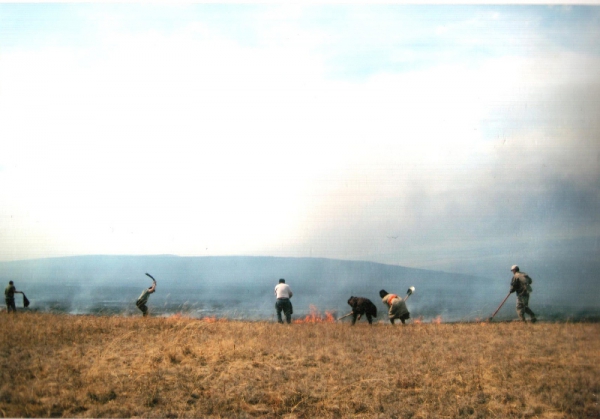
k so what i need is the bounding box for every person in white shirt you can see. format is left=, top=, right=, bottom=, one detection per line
left=274, top=278, right=293, bottom=324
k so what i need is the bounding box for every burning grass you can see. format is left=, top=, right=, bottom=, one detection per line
left=1, top=312, right=599, bottom=418
left=293, top=305, right=335, bottom=324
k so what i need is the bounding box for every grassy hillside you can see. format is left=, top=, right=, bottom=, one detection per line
left=1, top=312, right=598, bottom=418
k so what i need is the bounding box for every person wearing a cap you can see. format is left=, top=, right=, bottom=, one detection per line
left=509, top=265, right=537, bottom=323
left=274, top=278, right=293, bottom=324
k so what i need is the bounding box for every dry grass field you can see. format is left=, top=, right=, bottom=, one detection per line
left=1, top=312, right=599, bottom=418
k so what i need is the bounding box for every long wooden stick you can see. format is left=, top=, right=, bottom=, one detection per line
left=337, top=311, right=354, bottom=321
left=488, top=292, right=511, bottom=321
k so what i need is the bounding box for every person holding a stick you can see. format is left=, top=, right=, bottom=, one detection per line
left=274, top=278, right=293, bottom=324
left=509, top=265, right=537, bottom=323
left=380, top=289, right=411, bottom=324
left=5, top=281, right=23, bottom=313
left=136, top=274, right=157, bottom=317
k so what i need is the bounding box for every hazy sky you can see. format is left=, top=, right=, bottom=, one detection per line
left=1, top=4, right=599, bottom=277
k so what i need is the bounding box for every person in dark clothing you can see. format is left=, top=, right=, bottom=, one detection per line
left=347, top=296, right=378, bottom=325
left=5, top=281, right=23, bottom=313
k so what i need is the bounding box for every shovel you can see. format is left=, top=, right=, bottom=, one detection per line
left=404, top=286, right=415, bottom=301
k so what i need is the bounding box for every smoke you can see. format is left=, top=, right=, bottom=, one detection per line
left=1, top=255, right=598, bottom=322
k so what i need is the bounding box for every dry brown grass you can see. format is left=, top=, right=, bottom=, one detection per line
left=1, top=312, right=599, bottom=418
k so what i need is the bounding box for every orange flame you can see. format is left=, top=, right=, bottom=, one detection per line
left=432, top=315, right=443, bottom=324
left=293, top=305, right=335, bottom=324
left=413, top=316, right=424, bottom=324
left=201, top=316, right=227, bottom=323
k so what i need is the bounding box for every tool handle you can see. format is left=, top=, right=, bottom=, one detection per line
left=489, top=291, right=511, bottom=320
left=337, top=312, right=354, bottom=320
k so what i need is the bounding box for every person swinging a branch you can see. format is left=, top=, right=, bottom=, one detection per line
left=136, top=277, right=156, bottom=317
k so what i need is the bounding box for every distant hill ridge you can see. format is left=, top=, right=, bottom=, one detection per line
left=0, top=254, right=484, bottom=288
left=0, top=255, right=597, bottom=321
left=0, top=255, right=500, bottom=320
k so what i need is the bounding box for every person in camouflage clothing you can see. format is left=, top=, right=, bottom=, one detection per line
left=509, top=265, right=537, bottom=323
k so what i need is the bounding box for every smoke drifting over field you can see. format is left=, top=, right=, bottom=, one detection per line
left=1, top=6, right=599, bottom=281
left=1, top=255, right=598, bottom=322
